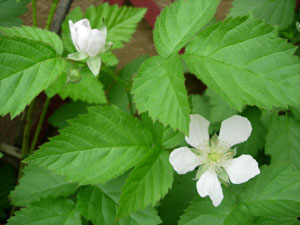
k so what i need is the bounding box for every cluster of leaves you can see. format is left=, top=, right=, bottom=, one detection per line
left=1, top=0, right=300, bottom=224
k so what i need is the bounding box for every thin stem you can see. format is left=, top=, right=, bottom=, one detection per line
left=32, top=0, right=37, bottom=27
left=101, top=65, right=134, bottom=115
left=45, top=0, right=59, bottom=30
left=29, top=98, right=51, bottom=154
left=21, top=102, right=35, bottom=159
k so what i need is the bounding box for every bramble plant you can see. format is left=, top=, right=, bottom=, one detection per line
left=1, top=0, right=300, bottom=224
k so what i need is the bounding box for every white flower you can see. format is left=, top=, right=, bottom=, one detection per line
left=68, top=18, right=112, bottom=76
left=169, top=114, right=260, bottom=207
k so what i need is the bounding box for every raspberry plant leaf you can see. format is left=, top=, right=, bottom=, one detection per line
left=77, top=175, right=162, bottom=225
left=10, top=165, right=78, bottom=206
left=118, top=149, right=173, bottom=218
left=265, top=116, right=300, bottom=170
left=153, top=0, right=220, bottom=57
left=0, top=26, right=63, bottom=55
left=228, top=0, right=296, bottom=29
left=26, top=106, right=155, bottom=185
left=0, top=36, right=65, bottom=117
left=182, top=15, right=300, bottom=111
left=132, top=55, right=190, bottom=134
left=7, top=198, right=81, bottom=225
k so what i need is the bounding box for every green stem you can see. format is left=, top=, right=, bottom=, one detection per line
left=21, top=102, right=35, bottom=159
left=32, top=0, right=37, bottom=27
left=29, top=98, right=51, bottom=154
left=45, top=0, right=59, bottom=30
left=102, top=65, right=134, bottom=115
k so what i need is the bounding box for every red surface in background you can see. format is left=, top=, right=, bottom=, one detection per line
left=103, top=0, right=161, bottom=28
left=297, top=0, right=300, bottom=9
left=130, top=0, right=160, bottom=28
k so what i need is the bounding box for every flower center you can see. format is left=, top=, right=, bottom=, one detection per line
left=207, top=151, right=221, bottom=164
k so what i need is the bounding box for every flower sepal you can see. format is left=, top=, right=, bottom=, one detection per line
left=217, top=168, right=230, bottom=185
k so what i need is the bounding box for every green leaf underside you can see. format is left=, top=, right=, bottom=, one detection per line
left=48, top=101, right=89, bottom=129
left=118, top=150, right=173, bottom=218
left=238, top=107, right=266, bottom=156
left=265, top=116, right=300, bottom=171
left=10, top=165, right=78, bottom=206
left=183, top=15, right=300, bottom=111
left=7, top=198, right=81, bottom=225
left=0, top=36, right=65, bottom=117
left=46, top=66, right=107, bottom=104
left=77, top=176, right=162, bottom=225
left=0, top=26, right=63, bottom=55
left=153, top=0, right=220, bottom=57
left=205, top=89, right=237, bottom=123
left=132, top=55, right=190, bottom=134
left=179, top=164, right=300, bottom=225
left=0, top=0, right=30, bottom=27
left=228, top=0, right=296, bottom=29
left=62, top=3, right=146, bottom=53
left=26, top=106, right=154, bottom=185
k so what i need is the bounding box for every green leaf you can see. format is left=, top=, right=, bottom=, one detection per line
left=158, top=171, right=197, bottom=225
left=132, top=55, right=190, bottom=134
left=48, top=101, right=89, bottom=129
left=228, top=0, right=296, bottom=29
left=26, top=106, right=155, bottom=185
left=7, top=198, right=81, bottom=225
left=183, top=15, right=300, bottom=110
left=238, top=107, right=266, bottom=156
left=118, top=149, right=173, bottom=218
left=153, top=0, right=220, bottom=57
left=0, top=152, right=3, bottom=158
left=10, top=165, right=78, bottom=206
left=241, top=164, right=300, bottom=221
left=0, top=0, right=30, bottom=27
left=179, top=188, right=240, bottom=225
left=62, top=3, right=146, bottom=53
left=0, top=26, right=63, bottom=55
left=205, top=89, right=237, bottom=123
left=77, top=175, right=162, bottom=225
left=265, top=116, right=300, bottom=170
left=0, top=36, right=65, bottom=117
left=46, top=66, right=107, bottom=104
left=179, top=164, right=300, bottom=225
left=290, top=105, right=300, bottom=121
left=190, top=94, right=210, bottom=119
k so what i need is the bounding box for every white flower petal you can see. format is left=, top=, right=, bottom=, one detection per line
left=85, top=29, right=106, bottom=57
left=69, top=20, right=80, bottom=52
left=218, top=115, right=252, bottom=147
left=196, top=170, right=223, bottom=207
left=87, top=55, right=101, bottom=76
left=75, top=18, right=91, bottom=29
left=224, top=155, right=260, bottom=184
left=185, top=114, right=210, bottom=148
left=76, top=25, right=91, bottom=52
left=169, top=147, right=200, bottom=175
